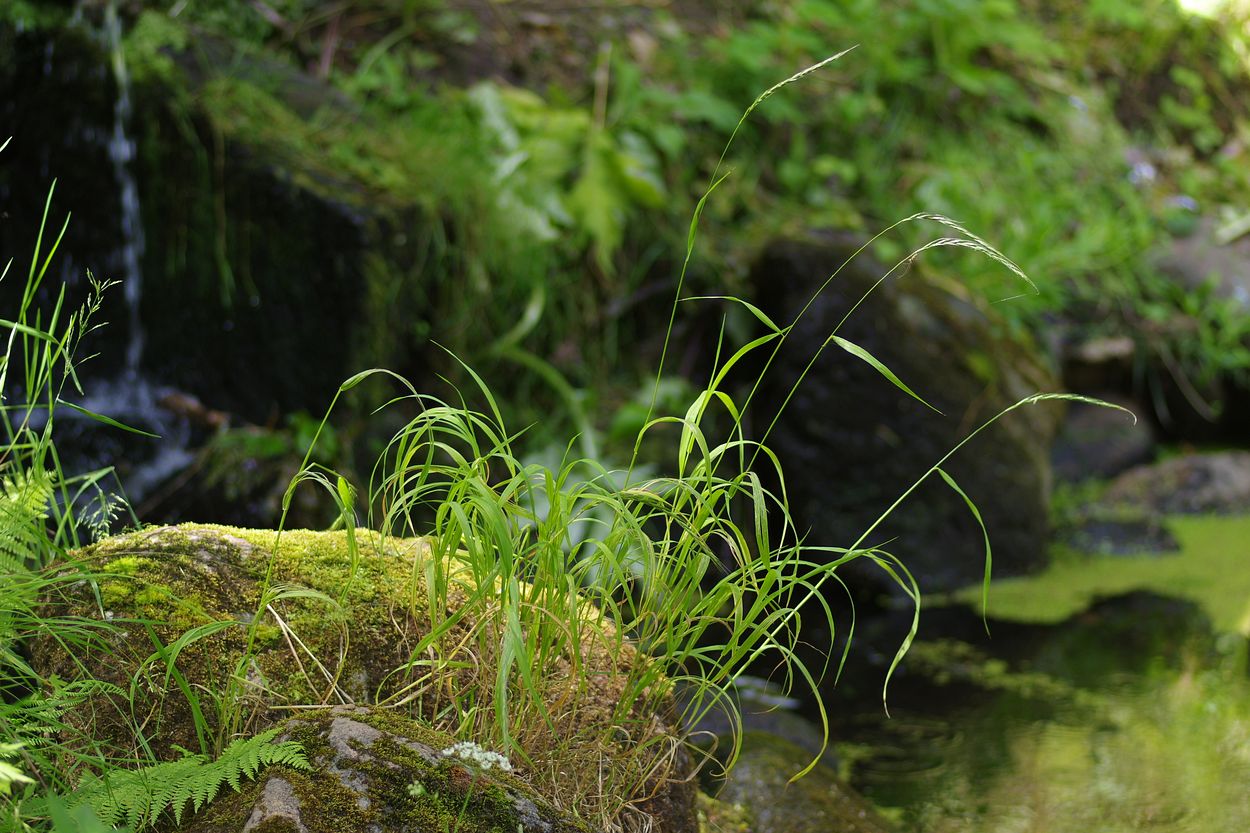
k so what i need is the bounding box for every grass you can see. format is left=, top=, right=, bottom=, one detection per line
left=0, top=157, right=140, bottom=829
left=1, top=50, right=1099, bottom=833
left=953, top=514, right=1250, bottom=633
left=232, top=54, right=1091, bottom=831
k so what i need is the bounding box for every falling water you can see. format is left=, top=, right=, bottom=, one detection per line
left=104, top=0, right=145, bottom=376
left=53, top=1, right=196, bottom=505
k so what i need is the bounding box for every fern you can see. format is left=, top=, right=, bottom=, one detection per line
left=2, top=680, right=126, bottom=747
left=0, top=468, right=54, bottom=575
left=0, top=468, right=56, bottom=685
left=0, top=741, right=34, bottom=796
left=73, top=729, right=310, bottom=830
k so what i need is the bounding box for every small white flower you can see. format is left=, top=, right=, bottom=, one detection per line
left=441, top=741, right=514, bottom=772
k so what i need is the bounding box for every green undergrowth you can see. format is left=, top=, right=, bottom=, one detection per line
left=84, top=0, right=1250, bottom=444
left=953, top=514, right=1250, bottom=633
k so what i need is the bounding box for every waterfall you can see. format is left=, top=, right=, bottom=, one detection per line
left=104, top=0, right=145, bottom=377
left=53, top=1, right=196, bottom=507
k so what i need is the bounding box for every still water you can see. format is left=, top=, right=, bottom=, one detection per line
left=831, top=593, right=1250, bottom=832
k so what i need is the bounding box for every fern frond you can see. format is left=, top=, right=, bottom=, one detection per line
left=0, top=468, right=54, bottom=572
left=0, top=742, right=34, bottom=796
left=74, top=729, right=310, bottom=830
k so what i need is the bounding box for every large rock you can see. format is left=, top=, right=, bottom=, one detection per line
left=1050, top=395, right=1153, bottom=483
left=1148, top=217, right=1250, bottom=440
left=716, top=732, right=892, bottom=833
left=747, top=234, right=1062, bottom=592
left=33, top=525, right=696, bottom=833
left=0, top=20, right=378, bottom=421
left=1155, top=216, right=1250, bottom=311
left=178, top=707, right=593, bottom=833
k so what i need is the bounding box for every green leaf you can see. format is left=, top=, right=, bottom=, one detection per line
left=612, top=131, right=666, bottom=208
left=937, top=467, right=992, bottom=632
left=684, top=295, right=784, bottom=334
left=568, top=133, right=630, bottom=274
left=829, top=336, right=942, bottom=414
left=57, top=399, right=160, bottom=438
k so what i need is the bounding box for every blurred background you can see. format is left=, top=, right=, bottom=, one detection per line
left=4, top=0, right=1250, bottom=829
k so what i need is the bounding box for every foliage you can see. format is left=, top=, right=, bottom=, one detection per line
left=225, top=58, right=1120, bottom=832
left=0, top=741, right=35, bottom=796
left=3, top=1, right=1219, bottom=825
left=95, top=0, right=1250, bottom=440
left=0, top=147, right=313, bottom=833
left=70, top=728, right=309, bottom=830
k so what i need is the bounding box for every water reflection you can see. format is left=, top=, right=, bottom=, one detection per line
left=832, top=593, right=1250, bottom=832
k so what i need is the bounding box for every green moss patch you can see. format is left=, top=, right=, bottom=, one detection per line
left=953, top=514, right=1250, bottom=633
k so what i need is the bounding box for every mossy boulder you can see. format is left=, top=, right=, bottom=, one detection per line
left=714, top=732, right=892, bottom=833
left=32, top=524, right=697, bottom=833
left=177, top=707, right=592, bottom=833
left=748, top=233, right=1062, bottom=592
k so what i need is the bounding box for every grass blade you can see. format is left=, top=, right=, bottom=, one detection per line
left=830, top=336, right=942, bottom=414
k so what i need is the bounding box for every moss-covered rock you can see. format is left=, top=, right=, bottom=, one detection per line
left=714, top=732, right=892, bottom=833
left=177, top=707, right=593, bottom=833
left=748, top=233, right=1062, bottom=592
left=696, top=793, right=753, bottom=833
left=32, top=524, right=697, bottom=833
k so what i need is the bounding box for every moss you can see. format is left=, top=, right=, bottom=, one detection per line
left=951, top=514, right=1250, bottom=633
left=716, top=732, right=892, bottom=833
left=697, top=792, right=753, bottom=833
left=34, top=525, right=432, bottom=755
left=249, top=819, right=301, bottom=833
left=36, top=524, right=684, bottom=830
left=0, top=0, right=69, bottom=29
left=124, top=10, right=189, bottom=83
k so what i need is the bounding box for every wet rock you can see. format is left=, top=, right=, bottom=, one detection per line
left=181, top=707, right=593, bottom=833
left=1103, top=451, right=1250, bottom=515
left=1050, top=395, right=1152, bottom=482
left=0, top=20, right=382, bottom=424
left=679, top=676, right=839, bottom=777
left=747, top=233, right=1062, bottom=592
left=716, top=732, right=892, bottom=833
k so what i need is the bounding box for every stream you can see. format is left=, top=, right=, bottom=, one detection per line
left=824, top=591, right=1250, bottom=832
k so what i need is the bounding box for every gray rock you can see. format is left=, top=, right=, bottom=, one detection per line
left=716, top=731, right=892, bottom=833
left=242, top=777, right=308, bottom=833
left=1103, top=451, right=1250, bottom=514
left=180, top=707, right=595, bottom=833
left=1051, top=396, right=1153, bottom=482
left=679, top=676, right=839, bottom=774
left=1060, top=515, right=1179, bottom=556
left=1155, top=216, right=1250, bottom=311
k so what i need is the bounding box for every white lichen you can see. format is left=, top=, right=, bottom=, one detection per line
left=440, top=741, right=514, bottom=772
